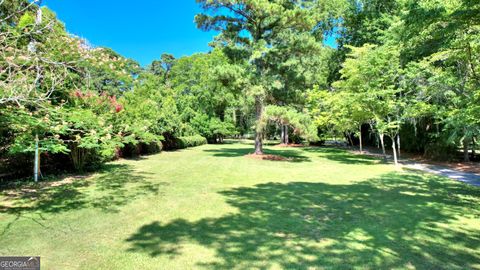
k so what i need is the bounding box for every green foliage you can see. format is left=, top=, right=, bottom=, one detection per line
left=264, top=105, right=319, bottom=142
left=424, top=137, right=459, bottom=161
left=190, top=114, right=236, bottom=143
left=303, top=0, right=480, bottom=160
left=175, top=135, right=208, bottom=149
left=121, top=141, right=163, bottom=158
left=17, top=11, right=35, bottom=29
left=141, top=141, right=163, bottom=155
left=308, top=44, right=403, bottom=140
left=169, top=49, right=241, bottom=123
left=1, top=4, right=152, bottom=173
left=2, top=0, right=480, bottom=179
left=195, top=0, right=343, bottom=153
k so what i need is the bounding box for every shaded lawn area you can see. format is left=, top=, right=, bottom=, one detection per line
left=0, top=141, right=479, bottom=269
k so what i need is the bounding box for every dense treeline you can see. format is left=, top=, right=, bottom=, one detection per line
left=195, top=0, right=479, bottom=163
left=0, top=2, right=236, bottom=178
left=0, top=0, right=478, bottom=180
left=312, top=0, right=480, bottom=164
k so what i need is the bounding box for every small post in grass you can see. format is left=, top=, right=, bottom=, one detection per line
left=34, top=134, right=39, bottom=182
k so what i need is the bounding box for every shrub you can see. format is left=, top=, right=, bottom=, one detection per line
left=175, top=135, right=207, bottom=149
left=141, top=141, right=163, bottom=155
left=70, top=145, right=115, bottom=172
left=190, top=114, right=236, bottom=144
left=309, top=127, right=327, bottom=146
left=424, top=141, right=458, bottom=161
left=309, top=139, right=326, bottom=146
left=121, top=143, right=142, bottom=158
left=120, top=141, right=163, bottom=158
left=161, top=132, right=179, bottom=150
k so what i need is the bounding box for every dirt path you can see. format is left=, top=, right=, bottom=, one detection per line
left=359, top=147, right=480, bottom=186
left=323, top=141, right=480, bottom=187
left=400, top=161, right=480, bottom=186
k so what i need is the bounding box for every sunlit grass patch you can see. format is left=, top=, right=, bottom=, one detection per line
left=0, top=141, right=479, bottom=269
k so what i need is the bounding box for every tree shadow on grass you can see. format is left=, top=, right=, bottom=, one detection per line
left=125, top=172, right=480, bottom=269
left=90, top=164, right=167, bottom=213
left=0, top=164, right=166, bottom=235
left=304, top=147, right=380, bottom=165
left=203, top=147, right=311, bottom=162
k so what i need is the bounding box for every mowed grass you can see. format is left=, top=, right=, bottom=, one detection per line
left=0, top=141, right=479, bottom=269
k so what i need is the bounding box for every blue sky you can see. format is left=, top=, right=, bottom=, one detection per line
left=42, top=1, right=336, bottom=67
left=42, top=1, right=217, bottom=66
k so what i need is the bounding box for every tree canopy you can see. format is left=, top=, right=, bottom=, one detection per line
left=1, top=0, right=479, bottom=178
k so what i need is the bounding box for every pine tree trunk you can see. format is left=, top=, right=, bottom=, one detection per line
left=392, top=138, right=398, bottom=166
left=358, top=125, right=363, bottom=153
left=254, top=96, right=264, bottom=155
left=463, top=137, right=470, bottom=162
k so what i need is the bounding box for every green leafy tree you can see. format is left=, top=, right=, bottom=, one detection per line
left=167, top=49, right=242, bottom=142
left=332, top=44, right=403, bottom=163
left=196, top=0, right=345, bottom=154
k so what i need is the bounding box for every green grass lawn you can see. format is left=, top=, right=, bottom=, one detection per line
left=1, top=141, right=479, bottom=269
